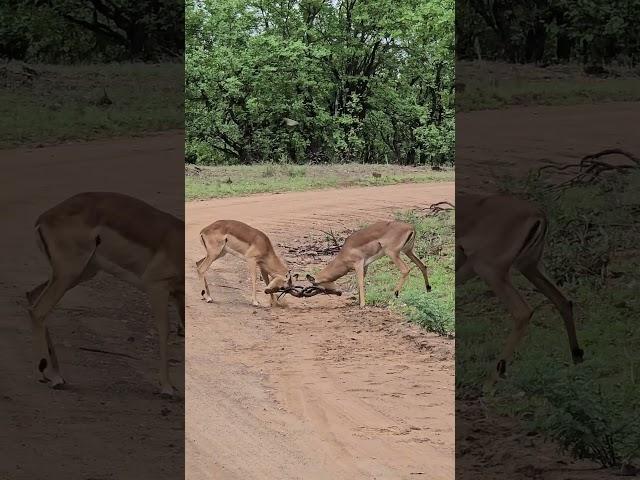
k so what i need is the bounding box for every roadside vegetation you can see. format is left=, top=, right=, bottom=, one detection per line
left=185, top=163, right=453, bottom=200
left=456, top=156, right=640, bottom=469
left=457, top=61, right=640, bottom=112
left=0, top=63, right=183, bottom=148
left=1, top=1, right=183, bottom=148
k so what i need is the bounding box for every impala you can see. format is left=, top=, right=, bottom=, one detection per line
left=456, top=194, right=584, bottom=384
left=26, top=192, right=184, bottom=397
left=305, top=220, right=431, bottom=307
left=196, top=220, right=295, bottom=307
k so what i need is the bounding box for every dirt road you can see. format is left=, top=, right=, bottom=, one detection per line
left=185, top=183, right=455, bottom=480
left=1, top=132, right=185, bottom=479
left=457, top=101, right=640, bottom=193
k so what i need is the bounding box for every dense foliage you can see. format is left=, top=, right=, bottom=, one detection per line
left=457, top=0, right=640, bottom=65
left=186, top=0, right=454, bottom=165
left=0, top=0, right=183, bottom=62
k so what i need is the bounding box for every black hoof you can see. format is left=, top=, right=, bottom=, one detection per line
left=394, top=291, right=399, bottom=297
left=572, top=347, right=585, bottom=364
left=426, top=285, right=432, bottom=292
left=496, top=359, right=506, bottom=378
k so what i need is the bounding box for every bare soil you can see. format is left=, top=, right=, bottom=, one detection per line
left=185, top=182, right=455, bottom=479
left=0, top=132, right=185, bottom=480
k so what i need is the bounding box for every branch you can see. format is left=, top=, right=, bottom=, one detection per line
left=61, top=14, right=128, bottom=45
left=536, top=148, right=640, bottom=192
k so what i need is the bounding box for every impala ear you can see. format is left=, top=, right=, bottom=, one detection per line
left=306, top=274, right=316, bottom=284
left=293, top=273, right=299, bottom=281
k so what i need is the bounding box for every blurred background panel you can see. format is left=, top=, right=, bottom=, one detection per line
left=456, top=1, right=640, bottom=478
left=0, top=1, right=184, bottom=479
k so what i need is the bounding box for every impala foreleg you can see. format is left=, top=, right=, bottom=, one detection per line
left=477, top=264, right=533, bottom=384
left=389, top=252, right=412, bottom=298
left=247, top=258, right=260, bottom=306
left=260, top=267, right=278, bottom=307
left=354, top=262, right=367, bottom=307
left=148, top=284, right=175, bottom=397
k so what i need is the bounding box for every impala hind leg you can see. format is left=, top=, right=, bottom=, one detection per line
left=520, top=263, right=583, bottom=363
left=148, top=284, right=175, bottom=397
left=476, top=264, right=533, bottom=385
left=404, top=249, right=431, bottom=292
left=196, top=237, right=225, bottom=303
left=28, top=259, right=98, bottom=388
left=29, top=276, right=77, bottom=388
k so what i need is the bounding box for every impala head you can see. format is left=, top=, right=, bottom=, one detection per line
left=305, top=273, right=338, bottom=292
left=266, top=270, right=300, bottom=292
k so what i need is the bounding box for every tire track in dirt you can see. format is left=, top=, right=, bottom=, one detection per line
left=185, top=182, right=455, bottom=480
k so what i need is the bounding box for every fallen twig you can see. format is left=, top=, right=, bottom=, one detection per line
left=79, top=347, right=137, bottom=360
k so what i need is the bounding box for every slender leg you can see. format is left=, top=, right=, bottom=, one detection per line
left=247, top=258, right=259, bottom=306
left=148, top=284, right=174, bottom=397
left=260, top=267, right=278, bottom=307
left=476, top=263, right=533, bottom=385
left=520, top=263, right=583, bottom=363
left=404, top=249, right=431, bottom=291
left=28, top=257, right=98, bottom=388
left=196, top=255, right=215, bottom=303
left=197, top=238, right=226, bottom=304
left=355, top=262, right=366, bottom=307
left=388, top=252, right=411, bottom=297
left=29, top=276, right=75, bottom=388
left=173, top=292, right=185, bottom=337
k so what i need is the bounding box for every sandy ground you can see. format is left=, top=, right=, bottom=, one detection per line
left=185, top=183, right=455, bottom=480
left=0, top=132, right=185, bottom=479
left=456, top=101, right=640, bottom=479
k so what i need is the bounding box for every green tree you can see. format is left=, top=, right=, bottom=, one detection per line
left=186, top=0, right=454, bottom=166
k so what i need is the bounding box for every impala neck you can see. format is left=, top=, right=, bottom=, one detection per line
left=316, top=255, right=350, bottom=283
left=263, top=252, right=289, bottom=278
